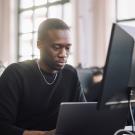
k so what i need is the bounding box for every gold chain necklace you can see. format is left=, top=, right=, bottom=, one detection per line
left=36, top=60, right=58, bottom=85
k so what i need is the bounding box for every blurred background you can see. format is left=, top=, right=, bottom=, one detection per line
left=0, top=0, right=135, bottom=68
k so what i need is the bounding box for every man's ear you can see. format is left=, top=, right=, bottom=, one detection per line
left=37, top=41, right=43, bottom=49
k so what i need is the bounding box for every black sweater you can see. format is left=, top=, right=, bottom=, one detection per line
left=0, top=60, right=85, bottom=135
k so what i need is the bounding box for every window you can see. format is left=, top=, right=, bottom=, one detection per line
left=116, top=0, right=135, bottom=26
left=18, top=0, right=71, bottom=61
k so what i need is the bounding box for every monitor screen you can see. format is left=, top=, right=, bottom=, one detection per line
left=98, top=23, right=135, bottom=109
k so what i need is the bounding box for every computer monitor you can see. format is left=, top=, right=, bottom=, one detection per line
left=98, top=23, right=135, bottom=109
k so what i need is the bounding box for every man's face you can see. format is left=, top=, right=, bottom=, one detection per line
left=38, top=29, right=71, bottom=72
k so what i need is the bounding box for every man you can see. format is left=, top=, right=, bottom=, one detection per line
left=0, top=18, right=86, bottom=135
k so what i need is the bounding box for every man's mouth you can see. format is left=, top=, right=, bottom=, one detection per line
left=56, top=60, right=66, bottom=67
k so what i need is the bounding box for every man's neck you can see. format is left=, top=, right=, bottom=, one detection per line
left=38, top=59, right=57, bottom=74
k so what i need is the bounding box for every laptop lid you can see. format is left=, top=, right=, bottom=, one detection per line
left=56, top=102, right=128, bottom=135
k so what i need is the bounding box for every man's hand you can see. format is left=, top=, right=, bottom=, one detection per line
left=45, top=129, right=56, bottom=135
left=23, top=129, right=56, bottom=135
left=23, top=130, right=46, bottom=135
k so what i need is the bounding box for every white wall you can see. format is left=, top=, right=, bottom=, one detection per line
left=10, top=0, right=18, bottom=64
left=71, top=0, right=95, bottom=67
left=94, top=0, right=116, bottom=67
left=0, top=0, right=10, bottom=66
left=71, top=0, right=116, bottom=68
left=0, top=0, right=17, bottom=66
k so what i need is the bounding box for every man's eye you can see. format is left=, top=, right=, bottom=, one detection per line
left=66, top=47, right=70, bottom=50
left=53, top=45, right=61, bottom=49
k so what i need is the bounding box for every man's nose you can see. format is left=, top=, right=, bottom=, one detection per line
left=58, top=48, right=68, bottom=58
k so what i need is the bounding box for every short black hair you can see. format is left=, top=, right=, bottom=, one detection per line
left=38, top=18, right=70, bottom=41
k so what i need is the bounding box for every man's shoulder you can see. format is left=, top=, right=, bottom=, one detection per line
left=18, top=59, right=35, bottom=67
left=6, top=60, right=35, bottom=71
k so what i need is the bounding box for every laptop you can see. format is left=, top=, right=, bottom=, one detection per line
left=55, top=102, right=128, bottom=135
